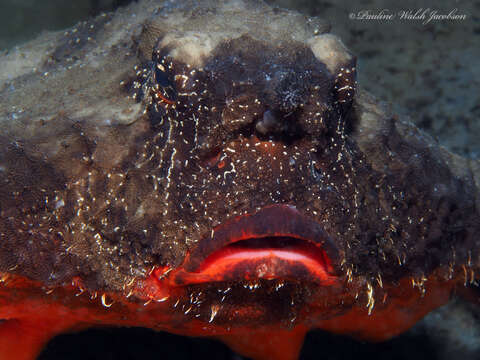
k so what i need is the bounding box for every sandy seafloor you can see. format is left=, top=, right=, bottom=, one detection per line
left=0, top=0, right=479, bottom=359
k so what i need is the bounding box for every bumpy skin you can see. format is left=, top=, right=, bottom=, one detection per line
left=0, top=0, right=479, bottom=359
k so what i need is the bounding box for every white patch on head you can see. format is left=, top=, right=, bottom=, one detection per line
left=160, top=32, right=219, bottom=68
left=146, top=0, right=330, bottom=68
left=307, top=34, right=353, bottom=74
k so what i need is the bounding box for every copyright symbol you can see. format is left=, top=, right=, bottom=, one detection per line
left=349, top=12, right=356, bottom=19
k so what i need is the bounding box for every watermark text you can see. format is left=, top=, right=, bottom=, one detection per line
left=349, top=8, right=467, bottom=25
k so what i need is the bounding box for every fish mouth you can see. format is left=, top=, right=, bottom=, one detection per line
left=146, top=205, right=343, bottom=326
left=169, top=204, right=340, bottom=286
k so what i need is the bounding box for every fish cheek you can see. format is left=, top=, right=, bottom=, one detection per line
left=0, top=136, right=84, bottom=286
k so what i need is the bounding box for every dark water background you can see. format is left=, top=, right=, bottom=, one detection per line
left=37, top=326, right=438, bottom=360
left=0, top=1, right=479, bottom=359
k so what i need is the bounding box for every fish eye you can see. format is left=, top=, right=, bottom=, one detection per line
left=154, top=63, right=172, bottom=88
left=152, top=62, right=176, bottom=105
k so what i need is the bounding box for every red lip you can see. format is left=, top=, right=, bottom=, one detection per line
left=162, top=205, right=340, bottom=286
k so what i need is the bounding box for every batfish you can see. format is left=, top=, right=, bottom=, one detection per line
left=0, top=1, right=478, bottom=359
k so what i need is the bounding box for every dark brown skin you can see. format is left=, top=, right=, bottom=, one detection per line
left=0, top=1, right=478, bottom=359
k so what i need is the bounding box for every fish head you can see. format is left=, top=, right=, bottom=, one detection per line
left=120, top=18, right=359, bottom=326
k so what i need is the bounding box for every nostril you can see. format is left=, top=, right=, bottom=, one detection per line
left=255, top=110, right=283, bottom=135
left=254, top=109, right=305, bottom=144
